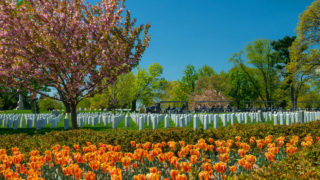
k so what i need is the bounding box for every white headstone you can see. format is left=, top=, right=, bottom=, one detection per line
left=193, top=115, right=199, bottom=130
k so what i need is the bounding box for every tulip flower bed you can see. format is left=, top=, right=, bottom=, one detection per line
left=0, top=133, right=319, bottom=179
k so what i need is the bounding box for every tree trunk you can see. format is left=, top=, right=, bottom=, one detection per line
left=63, top=101, right=71, bottom=113
left=131, top=99, right=137, bottom=112
left=290, top=86, right=295, bottom=111
left=70, top=103, right=78, bottom=129
left=294, top=95, right=298, bottom=110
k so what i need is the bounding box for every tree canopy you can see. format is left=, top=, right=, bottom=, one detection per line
left=0, top=0, right=150, bottom=128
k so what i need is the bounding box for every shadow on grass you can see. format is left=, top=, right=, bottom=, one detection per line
left=0, top=126, right=115, bottom=136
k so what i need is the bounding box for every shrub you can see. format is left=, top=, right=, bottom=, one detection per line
left=0, top=121, right=319, bottom=156
left=38, top=97, right=63, bottom=111
left=238, top=142, right=320, bottom=179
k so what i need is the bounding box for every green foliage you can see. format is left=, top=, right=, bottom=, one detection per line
left=239, top=142, right=320, bottom=179
left=271, top=36, right=296, bottom=69
left=195, top=72, right=230, bottom=95
left=228, top=67, right=258, bottom=108
left=181, top=64, right=198, bottom=93
left=38, top=97, right=63, bottom=111
left=0, top=97, right=3, bottom=109
left=133, top=63, right=166, bottom=107
left=0, top=87, right=18, bottom=110
left=77, top=98, right=91, bottom=110
left=198, top=65, right=215, bottom=79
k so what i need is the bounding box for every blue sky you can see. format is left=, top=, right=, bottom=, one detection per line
left=88, top=0, right=315, bottom=81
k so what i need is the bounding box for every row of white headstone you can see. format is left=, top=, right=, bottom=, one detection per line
left=130, top=113, right=166, bottom=130
left=128, top=111, right=319, bottom=130
left=73, top=113, right=125, bottom=130
left=0, top=111, right=319, bottom=130
left=0, top=114, right=63, bottom=130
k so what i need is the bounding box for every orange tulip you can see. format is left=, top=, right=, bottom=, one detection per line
left=240, top=143, right=250, bottom=151
left=156, top=153, right=165, bottom=163
left=286, top=146, right=298, bottom=155
left=73, top=166, right=83, bottom=179
left=142, top=142, right=152, bottom=150
left=218, top=153, right=229, bottom=162
left=235, top=136, right=241, bottom=141
left=122, top=157, right=131, bottom=167
left=244, top=154, right=256, bottom=164
left=11, top=147, right=19, bottom=152
left=149, top=167, right=158, bottom=173
left=181, top=162, right=191, bottom=173
left=208, top=138, right=214, bottom=144
left=168, top=141, right=176, bottom=150
left=89, top=160, right=100, bottom=171
left=214, top=162, right=226, bottom=173
left=250, top=137, right=256, bottom=144
left=84, top=171, right=95, bottom=180
left=170, top=169, right=180, bottom=180
left=62, top=166, right=72, bottom=176
left=229, top=165, right=237, bottom=173
left=205, top=144, right=212, bottom=151
left=176, top=174, right=187, bottom=180
left=243, top=161, right=252, bottom=170
left=111, top=174, right=122, bottom=180
left=265, top=152, right=275, bottom=163
left=146, top=173, right=160, bottom=180
left=134, top=174, right=146, bottom=180
left=179, top=141, right=185, bottom=147
left=238, top=158, right=246, bottom=167
left=264, top=135, right=273, bottom=144
left=73, top=144, right=80, bottom=151
left=268, top=147, right=279, bottom=154
left=190, top=155, right=198, bottom=164
left=235, top=142, right=241, bottom=147
left=226, top=139, right=234, bottom=148
left=238, top=149, right=247, bottom=157
left=202, top=162, right=212, bottom=172
left=198, top=171, right=210, bottom=180
left=29, top=150, right=40, bottom=157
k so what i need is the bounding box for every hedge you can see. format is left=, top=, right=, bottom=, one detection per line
left=0, top=121, right=319, bottom=156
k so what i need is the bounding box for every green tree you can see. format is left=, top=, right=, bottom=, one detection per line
left=228, top=67, right=259, bottom=109
left=131, top=63, right=165, bottom=111
left=181, top=64, right=198, bottom=93
left=229, top=51, right=264, bottom=102
left=246, top=39, right=279, bottom=106
left=195, top=72, right=230, bottom=96
left=271, top=36, right=297, bottom=109
left=290, top=0, right=320, bottom=72
left=104, top=72, right=136, bottom=110
left=198, top=65, right=215, bottom=79
left=77, top=98, right=91, bottom=110
left=230, top=39, right=280, bottom=107
left=38, top=97, right=63, bottom=112
left=286, top=0, right=320, bottom=110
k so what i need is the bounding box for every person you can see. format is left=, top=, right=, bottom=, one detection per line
left=202, top=104, right=206, bottom=112
left=181, top=103, right=186, bottom=113
left=196, top=104, right=201, bottom=112
left=211, top=104, right=215, bottom=112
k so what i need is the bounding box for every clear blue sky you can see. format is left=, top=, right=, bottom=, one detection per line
left=87, top=0, right=315, bottom=81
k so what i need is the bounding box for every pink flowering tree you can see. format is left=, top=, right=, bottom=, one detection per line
left=0, top=0, right=151, bottom=129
